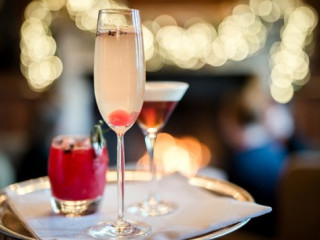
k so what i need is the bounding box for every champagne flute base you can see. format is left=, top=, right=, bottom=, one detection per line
left=127, top=199, right=177, bottom=217
left=87, top=219, right=151, bottom=239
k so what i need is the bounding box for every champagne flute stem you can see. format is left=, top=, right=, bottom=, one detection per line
left=145, top=132, right=158, bottom=203
left=117, top=133, right=125, bottom=222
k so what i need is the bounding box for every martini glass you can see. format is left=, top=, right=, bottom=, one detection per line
left=87, top=9, right=151, bottom=239
left=128, top=81, right=189, bottom=217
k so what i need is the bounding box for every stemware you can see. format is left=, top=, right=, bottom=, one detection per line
left=128, top=81, right=189, bottom=217
left=87, top=9, right=151, bottom=239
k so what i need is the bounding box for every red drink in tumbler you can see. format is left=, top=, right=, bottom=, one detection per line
left=48, top=135, right=108, bottom=216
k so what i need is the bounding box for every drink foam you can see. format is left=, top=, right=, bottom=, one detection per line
left=144, top=81, right=189, bottom=101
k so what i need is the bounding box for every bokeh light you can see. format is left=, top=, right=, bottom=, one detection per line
left=20, top=0, right=318, bottom=104
left=269, top=4, right=317, bottom=103
left=20, top=3, right=60, bottom=92
left=20, top=0, right=126, bottom=92
left=42, top=0, right=65, bottom=11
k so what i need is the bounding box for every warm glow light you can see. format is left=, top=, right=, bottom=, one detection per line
left=136, top=0, right=272, bottom=71
left=24, top=1, right=52, bottom=24
left=66, top=0, right=95, bottom=14
left=20, top=0, right=317, bottom=98
left=190, top=60, right=206, bottom=70
left=293, top=73, right=310, bottom=86
left=137, top=133, right=211, bottom=177
left=281, top=29, right=306, bottom=50
left=270, top=75, right=292, bottom=88
left=187, top=22, right=216, bottom=58
left=248, top=20, right=264, bottom=35
left=163, top=146, right=192, bottom=175
left=289, top=6, right=318, bottom=32
left=211, top=37, right=227, bottom=62
left=21, top=19, right=47, bottom=42
left=20, top=0, right=127, bottom=92
left=268, top=2, right=317, bottom=103
left=30, top=36, right=56, bottom=61
left=205, top=40, right=227, bottom=67
left=154, top=15, right=177, bottom=27
left=274, top=0, right=297, bottom=16
left=233, top=4, right=256, bottom=27
left=270, top=83, right=294, bottom=104
left=231, top=39, right=249, bottom=61
left=26, top=56, right=63, bottom=92
left=263, top=2, right=281, bottom=22
left=146, top=55, right=164, bottom=72
left=20, top=0, right=62, bottom=93
left=143, top=25, right=155, bottom=61
left=258, top=1, right=272, bottom=16
left=43, top=0, right=65, bottom=11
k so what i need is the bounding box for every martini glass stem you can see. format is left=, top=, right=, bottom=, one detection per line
left=145, top=132, right=159, bottom=203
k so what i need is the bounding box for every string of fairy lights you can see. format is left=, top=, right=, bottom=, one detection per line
left=20, top=0, right=317, bottom=103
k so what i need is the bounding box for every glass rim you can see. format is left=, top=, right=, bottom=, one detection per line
left=51, top=134, right=90, bottom=142
left=98, top=8, right=139, bottom=14
left=146, top=81, right=189, bottom=89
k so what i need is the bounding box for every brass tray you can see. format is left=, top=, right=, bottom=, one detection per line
left=0, top=170, right=253, bottom=240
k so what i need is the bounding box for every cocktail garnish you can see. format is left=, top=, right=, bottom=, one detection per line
left=91, top=120, right=106, bottom=156
left=108, top=109, right=133, bottom=127
left=63, top=143, right=74, bottom=154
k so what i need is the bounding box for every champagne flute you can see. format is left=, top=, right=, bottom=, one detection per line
left=128, top=81, right=189, bottom=217
left=87, top=9, right=151, bottom=239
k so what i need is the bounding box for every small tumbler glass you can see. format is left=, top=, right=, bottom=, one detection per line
left=48, top=135, right=109, bottom=217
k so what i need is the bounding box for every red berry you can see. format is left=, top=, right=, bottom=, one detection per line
left=108, top=110, right=132, bottom=127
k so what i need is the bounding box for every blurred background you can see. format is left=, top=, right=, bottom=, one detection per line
left=1, top=0, right=320, bottom=239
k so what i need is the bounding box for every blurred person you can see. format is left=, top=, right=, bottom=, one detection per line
left=217, top=76, right=293, bottom=236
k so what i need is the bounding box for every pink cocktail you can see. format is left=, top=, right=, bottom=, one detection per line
left=48, top=135, right=108, bottom=216
left=86, top=9, right=151, bottom=239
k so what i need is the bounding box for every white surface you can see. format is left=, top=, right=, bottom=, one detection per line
left=6, top=173, right=271, bottom=240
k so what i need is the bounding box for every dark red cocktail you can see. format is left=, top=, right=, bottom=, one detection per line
left=138, top=101, right=178, bottom=131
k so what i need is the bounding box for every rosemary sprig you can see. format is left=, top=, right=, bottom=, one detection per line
left=90, top=120, right=109, bottom=154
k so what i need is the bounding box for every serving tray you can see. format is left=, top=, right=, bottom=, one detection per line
left=0, top=170, right=253, bottom=240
